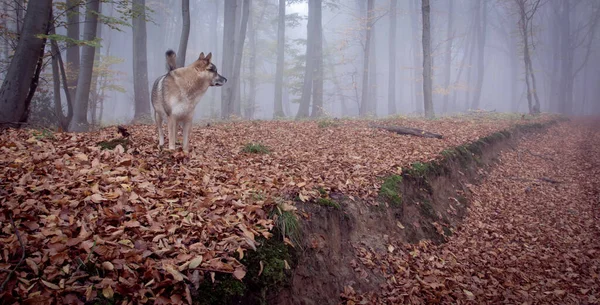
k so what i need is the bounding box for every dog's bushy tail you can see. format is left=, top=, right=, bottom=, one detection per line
left=165, top=50, right=177, bottom=71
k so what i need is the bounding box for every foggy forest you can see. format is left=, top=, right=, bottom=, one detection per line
left=1, top=0, right=600, bottom=304
left=1, top=0, right=599, bottom=127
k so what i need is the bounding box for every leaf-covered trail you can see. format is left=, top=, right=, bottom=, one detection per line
left=346, top=118, right=600, bottom=304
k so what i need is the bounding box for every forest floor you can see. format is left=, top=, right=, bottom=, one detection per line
left=343, top=117, right=600, bottom=304
left=0, top=112, right=587, bottom=304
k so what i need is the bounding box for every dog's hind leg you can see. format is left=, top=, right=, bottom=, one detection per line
left=155, top=112, right=164, bottom=147
left=167, top=117, right=177, bottom=150
left=182, top=120, right=192, bottom=153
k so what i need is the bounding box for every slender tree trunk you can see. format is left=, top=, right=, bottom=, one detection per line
left=310, top=0, right=324, bottom=118
left=66, top=0, right=80, bottom=103
left=273, top=0, right=285, bottom=118
left=296, top=0, right=316, bottom=119
left=388, top=0, right=398, bottom=116
left=177, top=0, right=190, bottom=68
left=442, top=0, right=454, bottom=114
left=132, top=0, right=151, bottom=122
left=368, top=15, right=377, bottom=116
left=90, top=12, right=103, bottom=127
left=422, top=0, right=434, bottom=118
left=0, top=0, right=52, bottom=125
left=359, top=0, right=374, bottom=117
left=231, top=0, right=250, bottom=117
left=470, top=0, right=487, bottom=110
left=246, top=5, right=257, bottom=119
left=409, top=0, right=423, bottom=114
left=50, top=25, right=74, bottom=131
left=221, top=0, right=237, bottom=119
left=451, top=24, right=474, bottom=112
left=209, top=0, right=219, bottom=113
left=15, top=0, right=23, bottom=34
left=70, top=0, right=100, bottom=131
left=559, top=1, right=572, bottom=115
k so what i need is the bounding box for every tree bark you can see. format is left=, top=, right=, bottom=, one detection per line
left=66, top=0, right=80, bottom=103
left=0, top=0, right=52, bottom=126
left=177, top=0, right=190, bottom=68
left=441, top=0, right=454, bottom=114
left=409, top=0, right=423, bottom=115
left=132, top=0, right=151, bottom=122
left=422, top=0, right=434, bottom=118
left=559, top=1, right=572, bottom=114
left=221, top=0, right=237, bottom=119
left=231, top=0, right=250, bottom=117
left=246, top=4, right=257, bottom=119
left=296, top=0, right=316, bottom=119
left=70, top=0, right=100, bottom=131
left=273, top=0, right=285, bottom=118
left=470, top=0, right=487, bottom=110
left=50, top=25, right=74, bottom=131
left=310, top=0, right=324, bottom=118
left=359, top=0, right=374, bottom=117
left=388, top=0, right=398, bottom=116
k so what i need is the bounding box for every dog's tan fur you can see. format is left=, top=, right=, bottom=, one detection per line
left=151, top=50, right=226, bottom=152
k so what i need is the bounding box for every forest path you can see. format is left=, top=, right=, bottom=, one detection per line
left=347, top=118, right=600, bottom=304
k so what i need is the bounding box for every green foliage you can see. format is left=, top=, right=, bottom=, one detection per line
left=270, top=204, right=300, bottom=247
left=316, top=198, right=341, bottom=209
left=97, top=138, right=130, bottom=150
left=317, top=118, right=340, bottom=128
left=242, top=143, right=271, bottom=154
left=379, top=175, right=403, bottom=207
left=31, top=129, right=56, bottom=141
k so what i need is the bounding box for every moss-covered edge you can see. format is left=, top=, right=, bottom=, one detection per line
left=378, top=119, right=560, bottom=209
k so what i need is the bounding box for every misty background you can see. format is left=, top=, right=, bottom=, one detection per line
left=0, top=0, right=599, bottom=129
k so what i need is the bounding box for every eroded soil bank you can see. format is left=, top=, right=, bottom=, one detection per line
left=274, top=120, right=570, bottom=304
left=334, top=118, right=600, bottom=304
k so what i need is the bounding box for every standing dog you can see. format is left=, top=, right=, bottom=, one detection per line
left=151, top=50, right=227, bottom=152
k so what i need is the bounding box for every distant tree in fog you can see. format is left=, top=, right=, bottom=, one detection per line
left=132, top=0, right=151, bottom=122
left=422, top=0, right=434, bottom=118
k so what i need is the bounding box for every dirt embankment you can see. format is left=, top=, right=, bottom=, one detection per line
left=275, top=121, right=558, bottom=305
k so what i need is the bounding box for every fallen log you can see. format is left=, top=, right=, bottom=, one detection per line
left=370, top=124, right=443, bottom=139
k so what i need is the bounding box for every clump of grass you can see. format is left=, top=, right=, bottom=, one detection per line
left=379, top=175, right=403, bottom=206
left=242, top=142, right=270, bottom=154
left=316, top=198, right=340, bottom=209
left=270, top=201, right=301, bottom=247
left=317, top=118, right=340, bottom=128
left=411, top=162, right=430, bottom=175
left=31, top=129, right=56, bottom=140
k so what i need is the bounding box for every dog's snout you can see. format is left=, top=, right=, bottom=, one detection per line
left=220, top=76, right=227, bottom=84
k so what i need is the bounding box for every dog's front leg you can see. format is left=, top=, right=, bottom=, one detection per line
left=182, top=120, right=193, bottom=153
left=167, top=117, right=177, bottom=150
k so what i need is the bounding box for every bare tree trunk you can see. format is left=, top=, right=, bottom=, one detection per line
left=177, top=0, right=190, bottom=68
left=132, top=0, right=151, bottom=122
left=409, top=0, right=423, bottom=115
left=441, top=0, right=454, bottom=114
left=310, top=0, right=324, bottom=118
left=0, top=0, right=52, bottom=126
left=50, top=25, right=73, bottom=131
left=70, top=0, right=100, bottom=131
left=209, top=0, right=219, bottom=113
left=296, top=0, right=316, bottom=119
left=422, top=0, right=434, bottom=118
left=388, top=0, right=398, bottom=116
left=231, top=0, right=250, bottom=117
left=66, top=0, right=80, bottom=103
left=246, top=5, right=257, bottom=119
left=559, top=1, right=572, bottom=115
left=368, top=14, right=377, bottom=116
left=221, top=0, right=236, bottom=119
left=359, top=0, right=374, bottom=117
left=273, top=0, right=285, bottom=118
left=15, top=0, right=23, bottom=34
left=470, top=0, right=487, bottom=110
left=90, top=12, right=103, bottom=127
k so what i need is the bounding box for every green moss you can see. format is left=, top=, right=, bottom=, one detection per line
left=379, top=175, right=403, bottom=206
left=315, top=198, right=341, bottom=209
left=196, top=274, right=247, bottom=305
left=97, top=138, right=130, bottom=150
left=32, top=129, right=56, bottom=140
left=317, top=119, right=340, bottom=128
left=317, top=187, right=327, bottom=196
left=242, top=143, right=270, bottom=154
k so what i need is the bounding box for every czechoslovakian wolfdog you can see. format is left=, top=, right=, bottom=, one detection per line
left=151, top=50, right=227, bottom=152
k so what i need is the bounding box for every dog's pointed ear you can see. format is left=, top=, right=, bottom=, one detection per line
left=199, top=52, right=205, bottom=60
left=205, top=52, right=212, bottom=62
